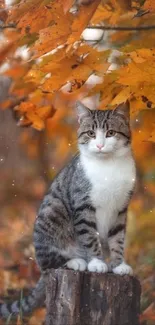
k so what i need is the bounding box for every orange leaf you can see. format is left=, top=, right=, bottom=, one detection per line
left=117, top=62, right=155, bottom=86
left=26, top=111, right=45, bottom=130
left=17, top=6, right=55, bottom=35
left=0, top=42, right=14, bottom=64
left=69, top=63, right=92, bottom=81
left=36, top=106, right=54, bottom=120
left=91, top=0, right=131, bottom=25
left=116, top=0, right=131, bottom=11
left=132, top=110, right=155, bottom=147
left=67, top=0, right=101, bottom=45
left=32, top=1, right=73, bottom=58
left=111, top=87, right=131, bottom=105
left=6, top=64, right=30, bottom=79
left=84, top=52, right=110, bottom=72
left=41, top=56, right=78, bottom=92
left=33, top=25, right=70, bottom=59
left=16, top=101, right=53, bottom=129
left=60, top=0, right=74, bottom=13
left=91, top=4, right=112, bottom=24
left=143, top=0, right=155, bottom=13
left=17, top=101, right=36, bottom=114
left=39, top=47, right=66, bottom=68
left=7, top=0, right=43, bottom=23
left=129, top=49, right=155, bottom=64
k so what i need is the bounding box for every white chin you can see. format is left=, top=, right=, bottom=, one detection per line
left=93, top=151, right=111, bottom=155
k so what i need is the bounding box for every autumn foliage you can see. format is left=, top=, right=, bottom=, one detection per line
left=0, top=0, right=155, bottom=324
left=0, top=0, right=154, bottom=137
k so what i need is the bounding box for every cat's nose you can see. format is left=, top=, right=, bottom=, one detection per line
left=96, top=144, right=104, bottom=150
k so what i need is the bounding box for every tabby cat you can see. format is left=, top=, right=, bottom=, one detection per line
left=0, top=101, right=136, bottom=318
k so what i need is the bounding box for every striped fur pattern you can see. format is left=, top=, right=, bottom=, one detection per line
left=0, top=276, right=45, bottom=319
left=0, top=101, right=136, bottom=318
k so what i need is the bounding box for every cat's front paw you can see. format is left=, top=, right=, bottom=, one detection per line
left=66, top=258, right=87, bottom=271
left=112, top=262, right=133, bottom=276
left=107, top=260, right=121, bottom=272
left=88, top=258, right=108, bottom=273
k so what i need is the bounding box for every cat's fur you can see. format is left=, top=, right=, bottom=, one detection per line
left=0, top=101, right=136, bottom=318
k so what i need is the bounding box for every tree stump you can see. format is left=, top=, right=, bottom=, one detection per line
left=45, top=269, right=141, bottom=325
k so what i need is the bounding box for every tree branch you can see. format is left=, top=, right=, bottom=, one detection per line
left=0, top=24, right=16, bottom=29
left=1, top=23, right=155, bottom=32
left=87, top=25, right=155, bottom=31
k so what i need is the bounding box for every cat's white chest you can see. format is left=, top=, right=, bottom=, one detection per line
left=81, top=154, right=136, bottom=238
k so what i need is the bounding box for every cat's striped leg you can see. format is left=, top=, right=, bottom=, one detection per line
left=108, top=209, right=133, bottom=275
left=73, top=205, right=108, bottom=273
left=34, top=197, right=76, bottom=271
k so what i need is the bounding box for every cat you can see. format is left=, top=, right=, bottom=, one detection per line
left=0, top=101, right=136, bottom=318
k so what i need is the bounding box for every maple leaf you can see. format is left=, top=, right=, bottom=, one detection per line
left=0, top=0, right=155, bottom=147
left=60, top=0, right=74, bottom=13
left=67, top=0, right=100, bottom=45
left=0, top=42, right=15, bottom=64
left=117, top=62, right=155, bottom=86
left=143, top=0, right=155, bottom=13
left=7, top=0, right=43, bottom=23
left=111, top=87, right=132, bottom=105
left=32, top=2, right=73, bottom=58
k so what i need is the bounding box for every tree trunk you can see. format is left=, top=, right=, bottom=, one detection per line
left=45, top=269, right=141, bottom=325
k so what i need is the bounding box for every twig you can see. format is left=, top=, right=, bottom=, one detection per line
left=133, top=9, right=150, bottom=18
left=1, top=23, right=155, bottom=32
left=0, top=23, right=16, bottom=29
left=87, top=25, right=155, bottom=31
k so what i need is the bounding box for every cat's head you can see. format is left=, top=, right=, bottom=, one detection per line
left=76, top=101, right=131, bottom=158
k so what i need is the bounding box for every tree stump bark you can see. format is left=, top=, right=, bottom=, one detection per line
left=45, top=269, right=141, bottom=325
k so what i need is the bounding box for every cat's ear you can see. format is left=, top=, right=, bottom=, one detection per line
left=114, top=100, right=130, bottom=119
left=76, top=101, right=91, bottom=123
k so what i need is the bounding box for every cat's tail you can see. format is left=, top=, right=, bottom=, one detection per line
left=0, top=276, right=45, bottom=319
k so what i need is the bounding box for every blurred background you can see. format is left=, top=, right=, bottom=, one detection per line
left=0, top=0, right=155, bottom=324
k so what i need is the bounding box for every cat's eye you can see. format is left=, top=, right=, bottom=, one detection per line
left=106, top=130, right=116, bottom=137
left=87, top=130, right=95, bottom=138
